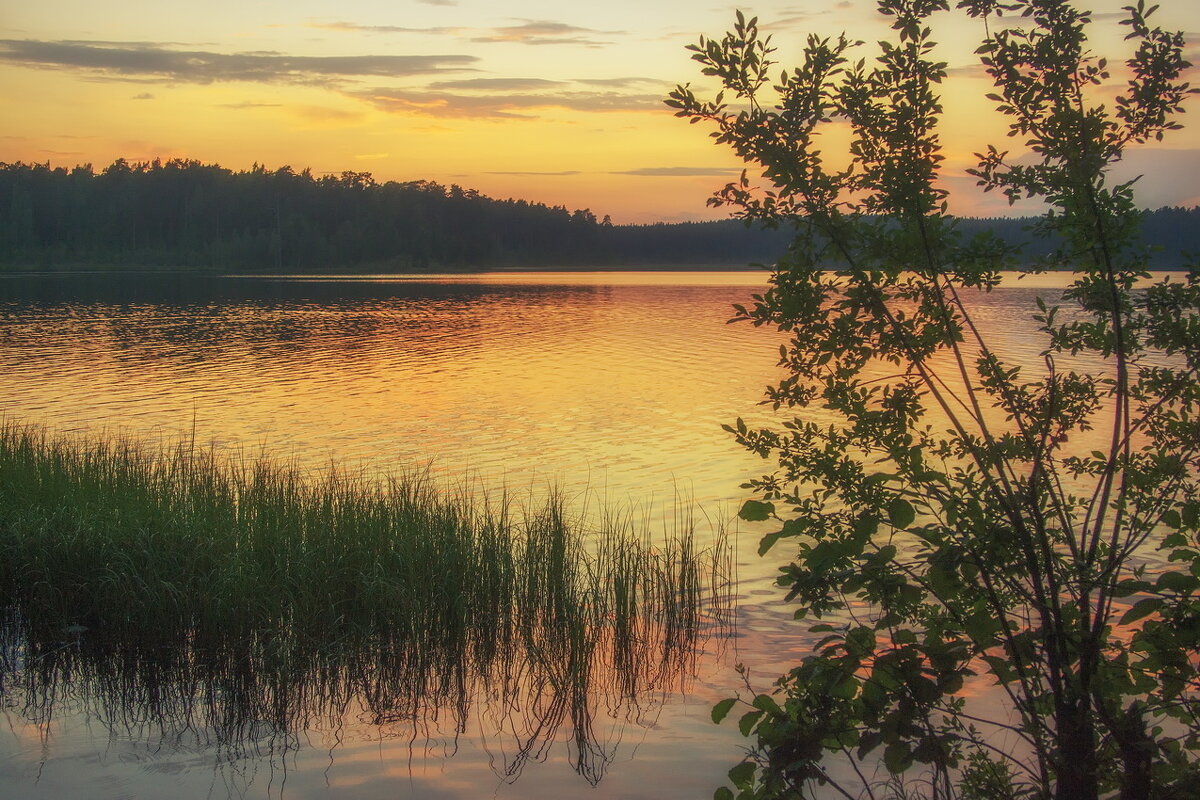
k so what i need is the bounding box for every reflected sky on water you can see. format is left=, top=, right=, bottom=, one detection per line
left=0, top=269, right=1126, bottom=798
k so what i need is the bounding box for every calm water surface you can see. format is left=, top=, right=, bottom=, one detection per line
left=0, top=270, right=1090, bottom=799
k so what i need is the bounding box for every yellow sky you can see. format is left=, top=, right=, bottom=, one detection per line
left=2, top=0, right=1197, bottom=222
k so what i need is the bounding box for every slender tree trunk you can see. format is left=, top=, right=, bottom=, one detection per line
left=1115, top=705, right=1152, bottom=800
left=1056, top=699, right=1100, bottom=800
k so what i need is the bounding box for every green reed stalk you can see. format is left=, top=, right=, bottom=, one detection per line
left=0, top=420, right=732, bottom=772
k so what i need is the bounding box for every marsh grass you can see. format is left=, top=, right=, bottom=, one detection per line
left=0, top=421, right=732, bottom=783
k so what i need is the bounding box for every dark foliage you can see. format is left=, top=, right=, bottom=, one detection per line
left=671, top=1, right=1200, bottom=798
left=0, top=158, right=1194, bottom=271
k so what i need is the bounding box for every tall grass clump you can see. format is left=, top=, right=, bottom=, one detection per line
left=0, top=421, right=732, bottom=779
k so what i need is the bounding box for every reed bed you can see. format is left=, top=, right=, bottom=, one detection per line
left=0, top=421, right=732, bottom=779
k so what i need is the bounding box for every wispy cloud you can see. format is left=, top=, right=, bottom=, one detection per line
left=485, top=170, right=582, bottom=176
left=0, top=39, right=478, bottom=86
left=352, top=87, right=661, bottom=118
left=575, top=76, right=669, bottom=88
left=945, top=63, right=990, bottom=79
left=0, top=134, right=93, bottom=141
left=131, top=92, right=154, bottom=100
left=763, top=8, right=833, bottom=31
left=216, top=101, right=283, bottom=109
left=309, top=21, right=462, bottom=36
left=1110, top=147, right=1200, bottom=209
left=427, top=77, right=565, bottom=91
left=613, top=166, right=742, bottom=177
left=469, top=20, right=623, bottom=47
left=293, top=105, right=364, bottom=122
left=308, top=18, right=622, bottom=47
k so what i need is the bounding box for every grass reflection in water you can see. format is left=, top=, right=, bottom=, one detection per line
left=0, top=422, right=733, bottom=786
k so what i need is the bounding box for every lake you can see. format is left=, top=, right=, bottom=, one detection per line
left=0, top=269, right=1100, bottom=799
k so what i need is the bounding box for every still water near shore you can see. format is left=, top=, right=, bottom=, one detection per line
left=0, top=270, right=1083, bottom=798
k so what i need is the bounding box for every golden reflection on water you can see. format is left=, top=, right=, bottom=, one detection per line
left=0, top=270, right=1174, bottom=798
left=1, top=271, right=778, bottom=799
left=0, top=272, right=785, bottom=510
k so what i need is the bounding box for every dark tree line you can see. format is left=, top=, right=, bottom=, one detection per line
left=0, top=159, right=1195, bottom=271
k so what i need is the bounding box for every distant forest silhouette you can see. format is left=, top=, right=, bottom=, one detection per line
left=2, top=159, right=1196, bottom=271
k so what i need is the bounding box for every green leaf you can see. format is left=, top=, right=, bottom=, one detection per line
left=739, top=499, right=774, bottom=522
left=940, top=673, right=964, bottom=694
left=752, top=694, right=783, bottom=715
left=1157, top=571, right=1196, bottom=593
left=714, top=788, right=734, bottom=800
left=1120, top=597, right=1164, bottom=625
left=728, top=761, right=756, bottom=788
left=846, top=626, right=877, bottom=655
left=858, top=731, right=883, bottom=758
left=1113, top=578, right=1152, bottom=597
left=887, top=497, right=915, bottom=529
left=870, top=544, right=898, bottom=566
left=913, top=738, right=945, bottom=764
left=854, top=514, right=880, bottom=537
left=884, top=741, right=914, bottom=774
left=738, top=710, right=765, bottom=737
left=831, top=675, right=859, bottom=699
left=1182, top=501, right=1199, bottom=530
left=712, top=697, right=737, bottom=724
left=928, top=562, right=959, bottom=598
left=982, top=654, right=1018, bottom=683
left=964, top=612, right=1000, bottom=644
left=758, top=530, right=784, bottom=556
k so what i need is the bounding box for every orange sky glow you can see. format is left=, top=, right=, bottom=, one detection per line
left=2, top=0, right=1197, bottom=223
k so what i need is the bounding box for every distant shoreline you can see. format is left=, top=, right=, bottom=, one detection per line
left=0, top=262, right=772, bottom=276
left=4, top=160, right=1196, bottom=273
left=3, top=263, right=1193, bottom=278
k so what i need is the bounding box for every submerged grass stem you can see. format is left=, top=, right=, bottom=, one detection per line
left=0, top=421, right=732, bottom=781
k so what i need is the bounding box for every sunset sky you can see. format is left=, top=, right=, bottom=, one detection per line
left=2, top=0, right=1197, bottom=223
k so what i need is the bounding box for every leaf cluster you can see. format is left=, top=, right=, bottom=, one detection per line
left=671, top=1, right=1200, bottom=798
